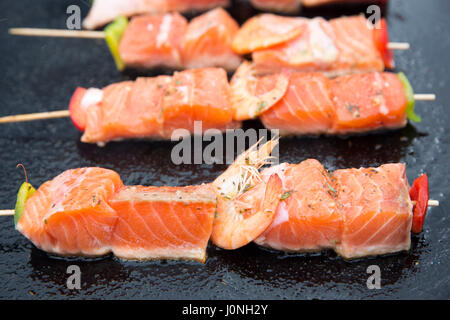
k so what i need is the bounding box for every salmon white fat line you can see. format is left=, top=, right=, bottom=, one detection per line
left=0, top=67, right=436, bottom=145
left=10, top=9, right=406, bottom=73
left=1, top=139, right=438, bottom=261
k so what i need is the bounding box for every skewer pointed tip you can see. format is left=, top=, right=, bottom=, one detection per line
left=388, top=42, right=410, bottom=50
left=414, top=94, right=436, bottom=101
left=411, top=200, right=439, bottom=207
left=427, top=200, right=439, bottom=207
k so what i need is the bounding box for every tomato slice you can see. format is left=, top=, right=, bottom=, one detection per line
left=69, top=87, right=87, bottom=131
left=373, top=18, right=395, bottom=69
left=409, top=174, right=429, bottom=234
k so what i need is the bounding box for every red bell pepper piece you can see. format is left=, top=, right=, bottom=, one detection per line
left=409, top=174, right=429, bottom=234
left=68, top=87, right=87, bottom=131
left=373, top=19, right=395, bottom=69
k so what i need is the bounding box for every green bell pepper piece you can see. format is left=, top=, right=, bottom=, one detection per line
left=398, top=72, right=421, bottom=123
left=104, top=16, right=128, bottom=71
left=14, top=182, right=36, bottom=228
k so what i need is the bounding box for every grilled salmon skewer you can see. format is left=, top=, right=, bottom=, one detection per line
left=251, top=0, right=387, bottom=12
left=84, top=0, right=386, bottom=28
left=12, top=167, right=217, bottom=261
left=11, top=8, right=241, bottom=71
left=0, top=66, right=435, bottom=145
left=11, top=11, right=406, bottom=74
left=211, top=139, right=437, bottom=260
left=250, top=0, right=303, bottom=12
left=231, top=62, right=431, bottom=133
left=83, top=0, right=231, bottom=30
left=117, top=8, right=241, bottom=71
left=3, top=140, right=437, bottom=260
left=233, top=14, right=397, bottom=75
left=9, top=140, right=283, bottom=261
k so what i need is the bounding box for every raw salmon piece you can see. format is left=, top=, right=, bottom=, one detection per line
left=259, top=72, right=335, bottom=135
left=252, top=18, right=339, bottom=74
left=255, top=161, right=342, bottom=251
left=161, top=68, right=236, bottom=138
left=331, top=72, right=407, bottom=133
left=166, top=0, right=230, bottom=12
left=83, top=0, right=230, bottom=30
left=81, top=77, right=171, bottom=144
left=119, top=13, right=188, bottom=69
left=250, top=0, right=302, bottom=13
left=333, top=164, right=413, bottom=259
left=330, top=15, right=384, bottom=73
left=127, top=76, right=171, bottom=137
left=232, top=14, right=307, bottom=54
left=81, top=81, right=132, bottom=144
left=182, top=8, right=241, bottom=70
left=77, top=68, right=238, bottom=144
left=17, top=168, right=123, bottom=256
left=303, top=0, right=386, bottom=7
left=110, top=184, right=216, bottom=262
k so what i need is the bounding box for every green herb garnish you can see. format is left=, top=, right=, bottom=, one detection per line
left=345, top=103, right=360, bottom=118
left=281, top=190, right=295, bottom=200
left=326, top=181, right=337, bottom=197
left=256, top=100, right=268, bottom=113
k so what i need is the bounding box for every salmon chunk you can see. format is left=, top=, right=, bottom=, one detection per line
left=250, top=0, right=302, bottom=13
left=333, top=164, right=412, bottom=259
left=182, top=8, right=241, bottom=70
left=260, top=73, right=335, bottom=135
left=255, top=161, right=413, bottom=259
left=119, top=13, right=188, bottom=69
left=161, top=68, right=235, bottom=137
left=78, top=68, right=236, bottom=144
left=17, top=168, right=124, bottom=256
left=110, top=185, right=216, bottom=262
left=256, top=161, right=342, bottom=251
left=331, top=72, right=407, bottom=133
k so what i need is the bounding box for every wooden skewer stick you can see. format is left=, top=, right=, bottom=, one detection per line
left=412, top=200, right=439, bottom=207
left=0, top=110, right=70, bottom=124
left=0, top=92, right=435, bottom=124
left=0, top=210, right=15, bottom=216
left=0, top=200, right=439, bottom=217
left=9, top=28, right=105, bottom=39
left=387, top=42, right=410, bottom=50
left=413, top=94, right=436, bottom=101
left=9, top=28, right=410, bottom=51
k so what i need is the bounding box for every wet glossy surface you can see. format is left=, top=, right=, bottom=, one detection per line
left=0, top=0, right=449, bottom=299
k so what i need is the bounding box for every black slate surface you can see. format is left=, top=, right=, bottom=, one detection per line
left=0, top=0, right=449, bottom=299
